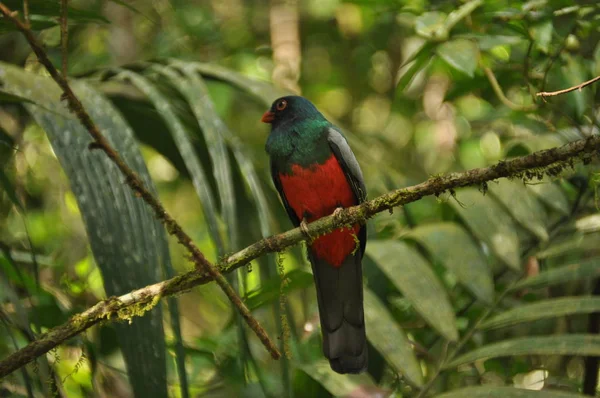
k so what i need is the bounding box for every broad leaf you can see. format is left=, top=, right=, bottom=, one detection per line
left=446, top=335, right=600, bottom=368
left=527, top=179, right=570, bottom=216
left=364, top=289, right=423, bottom=386
left=367, top=240, right=458, bottom=341
left=450, top=188, right=520, bottom=270
left=437, top=39, right=479, bottom=77
left=0, top=63, right=169, bottom=398
left=408, top=222, right=494, bottom=304
left=117, top=70, right=225, bottom=253
left=489, top=180, right=548, bottom=242
left=481, top=297, right=600, bottom=330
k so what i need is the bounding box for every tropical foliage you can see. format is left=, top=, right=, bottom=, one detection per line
left=1, top=0, right=600, bottom=397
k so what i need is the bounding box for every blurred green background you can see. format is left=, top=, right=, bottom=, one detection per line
left=2, top=0, right=600, bottom=397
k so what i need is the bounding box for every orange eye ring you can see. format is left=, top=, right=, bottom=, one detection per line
left=276, top=99, right=287, bottom=111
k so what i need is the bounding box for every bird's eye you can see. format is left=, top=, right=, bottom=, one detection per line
left=276, top=99, right=287, bottom=111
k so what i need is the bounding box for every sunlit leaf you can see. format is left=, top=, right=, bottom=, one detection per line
left=450, top=188, right=521, bottom=270
left=364, top=289, right=424, bottom=386
left=408, top=222, right=494, bottom=304
left=481, top=297, right=600, bottom=330
left=367, top=240, right=458, bottom=341
left=437, top=39, right=479, bottom=77
left=446, top=335, right=600, bottom=368
left=415, top=11, right=448, bottom=41
left=396, top=42, right=434, bottom=93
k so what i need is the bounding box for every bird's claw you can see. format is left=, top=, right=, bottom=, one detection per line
left=300, top=218, right=315, bottom=244
left=332, top=207, right=344, bottom=219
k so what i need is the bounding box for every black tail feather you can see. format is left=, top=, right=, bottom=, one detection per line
left=309, top=251, right=367, bottom=374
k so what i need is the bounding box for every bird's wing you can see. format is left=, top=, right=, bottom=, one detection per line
left=327, top=127, right=367, bottom=256
left=270, top=159, right=301, bottom=227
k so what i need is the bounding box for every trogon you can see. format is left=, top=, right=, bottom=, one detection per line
left=263, top=96, right=367, bottom=374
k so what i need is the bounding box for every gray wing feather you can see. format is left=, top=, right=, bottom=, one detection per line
left=327, top=127, right=367, bottom=257
left=327, top=127, right=367, bottom=203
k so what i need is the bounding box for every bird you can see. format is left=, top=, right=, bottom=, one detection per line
left=263, top=95, right=367, bottom=374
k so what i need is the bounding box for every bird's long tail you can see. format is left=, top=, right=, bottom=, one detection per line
left=308, top=250, right=367, bottom=374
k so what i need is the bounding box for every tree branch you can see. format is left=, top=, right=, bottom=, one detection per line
left=0, top=1, right=280, bottom=360
left=537, top=75, right=600, bottom=98
left=1, top=133, right=600, bottom=378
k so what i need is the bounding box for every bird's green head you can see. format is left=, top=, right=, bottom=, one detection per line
left=263, top=96, right=331, bottom=163
left=262, top=95, right=326, bottom=130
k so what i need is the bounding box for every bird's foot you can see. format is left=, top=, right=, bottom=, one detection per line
left=332, top=207, right=344, bottom=219
left=300, top=218, right=315, bottom=244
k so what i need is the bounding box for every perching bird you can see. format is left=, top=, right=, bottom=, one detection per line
left=263, top=96, right=367, bottom=374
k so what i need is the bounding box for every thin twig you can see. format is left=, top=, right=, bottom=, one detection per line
left=537, top=75, right=600, bottom=98
left=0, top=1, right=280, bottom=360
left=483, top=67, right=537, bottom=112
left=1, top=133, right=600, bottom=378
left=22, top=0, right=29, bottom=27
left=60, top=0, right=68, bottom=79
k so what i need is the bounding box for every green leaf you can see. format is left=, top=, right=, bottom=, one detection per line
left=244, top=269, right=313, bottom=310
left=450, top=188, right=520, bottom=270
left=489, top=180, right=548, bottom=242
left=367, top=240, right=458, bottom=341
left=511, top=258, right=600, bottom=291
left=456, top=34, right=524, bottom=51
left=530, top=20, right=553, bottom=53
left=118, top=70, right=224, bottom=254
left=0, top=15, right=57, bottom=33
left=0, top=62, right=169, bottom=398
left=536, top=231, right=584, bottom=259
left=435, top=386, right=587, bottom=398
left=0, top=167, right=23, bottom=211
left=415, top=11, right=448, bottom=41
left=481, top=297, right=600, bottom=330
left=364, top=289, right=424, bottom=386
left=408, top=222, right=494, bottom=304
left=437, top=39, right=480, bottom=77
left=169, top=63, right=237, bottom=251
left=299, top=360, right=375, bottom=396
left=0, top=90, right=36, bottom=105
left=396, top=42, right=434, bottom=93
left=446, top=334, right=600, bottom=368
left=192, top=62, right=288, bottom=106
left=527, top=179, right=570, bottom=216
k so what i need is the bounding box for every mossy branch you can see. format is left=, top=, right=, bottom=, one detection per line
left=2, top=133, right=600, bottom=378
left=0, top=1, right=280, bottom=361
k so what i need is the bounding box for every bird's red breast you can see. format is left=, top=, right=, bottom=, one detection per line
left=278, top=154, right=360, bottom=267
